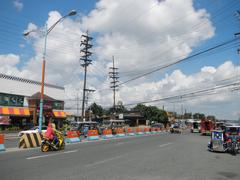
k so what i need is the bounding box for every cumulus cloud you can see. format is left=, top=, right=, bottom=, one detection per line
left=82, top=0, right=214, bottom=75
left=0, top=0, right=239, bottom=119
left=13, top=0, right=23, bottom=11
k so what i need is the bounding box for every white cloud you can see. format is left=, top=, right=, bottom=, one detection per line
left=13, top=0, right=23, bottom=11
left=82, top=0, right=214, bottom=75
left=1, top=0, right=239, bottom=119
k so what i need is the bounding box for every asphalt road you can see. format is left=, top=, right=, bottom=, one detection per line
left=0, top=132, right=240, bottom=180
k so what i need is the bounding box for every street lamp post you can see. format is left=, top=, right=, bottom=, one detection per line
left=24, top=10, right=77, bottom=132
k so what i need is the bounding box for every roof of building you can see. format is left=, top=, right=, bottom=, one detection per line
left=0, top=73, right=64, bottom=90
left=28, top=92, right=56, bottom=101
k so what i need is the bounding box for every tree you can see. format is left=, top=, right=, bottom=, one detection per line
left=87, top=102, right=104, bottom=118
left=106, top=104, right=128, bottom=115
left=132, top=103, right=148, bottom=116
left=132, top=104, right=168, bottom=125
left=193, top=113, right=205, bottom=119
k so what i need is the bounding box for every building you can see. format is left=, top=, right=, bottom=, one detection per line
left=0, top=73, right=66, bottom=129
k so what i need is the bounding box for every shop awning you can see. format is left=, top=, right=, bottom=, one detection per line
left=0, top=107, right=30, bottom=116
left=53, top=111, right=66, bottom=118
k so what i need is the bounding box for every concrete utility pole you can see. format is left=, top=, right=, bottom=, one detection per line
left=80, top=31, right=93, bottom=122
left=109, top=56, right=119, bottom=115
left=84, top=88, right=95, bottom=121
left=76, top=89, right=80, bottom=121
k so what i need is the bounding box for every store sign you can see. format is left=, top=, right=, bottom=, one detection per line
left=52, top=101, right=63, bottom=110
left=0, top=93, right=24, bottom=107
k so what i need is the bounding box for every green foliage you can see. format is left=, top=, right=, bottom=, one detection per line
left=193, top=113, right=205, bottom=119
left=87, top=102, right=104, bottom=117
left=132, top=104, right=168, bottom=125
left=105, top=104, right=128, bottom=115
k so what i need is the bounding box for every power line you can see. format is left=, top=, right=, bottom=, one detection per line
left=118, top=38, right=238, bottom=86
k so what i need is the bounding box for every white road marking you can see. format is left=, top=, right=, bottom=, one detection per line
left=26, top=150, right=78, bottom=160
left=115, top=141, right=130, bottom=146
left=85, top=154, right=127, bottom=167
left=158, top=142, right=173, bottom=148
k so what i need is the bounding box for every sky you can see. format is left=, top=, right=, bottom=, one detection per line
left=0, top=0, right=240, bottom=120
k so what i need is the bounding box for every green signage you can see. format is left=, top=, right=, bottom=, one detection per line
left=52, top=101, right=63, bottom=110
left=0, top=93, right=24, bottom=107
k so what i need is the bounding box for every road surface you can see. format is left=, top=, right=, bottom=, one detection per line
left=0, top=132, right=240, bottom=180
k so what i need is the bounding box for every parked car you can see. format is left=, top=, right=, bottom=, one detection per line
left=70, top=121, right=99, bottom=137
left=151, top=123, right=164, bottom=129
left=170, top=124, right=182, bottom=134
left=18, top=126, right=48, bottom=137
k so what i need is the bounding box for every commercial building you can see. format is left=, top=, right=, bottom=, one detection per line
left=0, top=73, right=66, bottom=129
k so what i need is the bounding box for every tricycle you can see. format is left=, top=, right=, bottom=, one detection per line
left=208, top=126, right=240, bottom=155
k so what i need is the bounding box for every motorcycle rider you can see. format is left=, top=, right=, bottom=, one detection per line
left=45, top=120, right=58, bottom=149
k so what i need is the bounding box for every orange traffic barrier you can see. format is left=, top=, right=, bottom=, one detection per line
left=65, top=130, right=81, bottom=143
left=116, top=128, right=125, bottom=137
left=126, top=128, right=135, bottom=136
left=0, top=134, right=5, bottom=151
left=135, top=127, right=144, bottom=135
left=87, top=130, right=99, bottom=140
left=103, top=129, right=112, bottom=135
left=151, top=127, right=157, bottom=134
left=102, top=129, right=114, bottom=139
left=67, top=130, right=80, bottom=138
left=144, top=127, right=151, bottom=134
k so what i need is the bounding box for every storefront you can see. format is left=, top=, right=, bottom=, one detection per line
left=0, top=106, right=31, bottom=129
left=0, top=73, right=65, bottom=129
left=28, top=92, right=66, bottom=128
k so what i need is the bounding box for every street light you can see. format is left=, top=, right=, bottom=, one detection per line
left=23, top=10, right=77, bottom=132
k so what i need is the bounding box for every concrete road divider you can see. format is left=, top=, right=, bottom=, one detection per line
left=156, top=128, right=161, bottom=134
left=126, top=128, right=135, bottom=136
left=151, top=128, right=157, bottom=134
left=19, top=132, right=43, bottom=149
left=144, top=127, right=151, bottom=135
left=135, top=127, right=144, bottom=135
left=65, top=131, right=81, bottom=143
left=115, top=128, right=126, bottom=137
left=102, top=129, right=114, bottom=139
left=0, top=134, right=5, bottom=151
left=87, top=130, right=99, bottom=141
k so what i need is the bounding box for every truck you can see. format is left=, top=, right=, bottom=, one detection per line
left=200, top=119, right=215, bottom=136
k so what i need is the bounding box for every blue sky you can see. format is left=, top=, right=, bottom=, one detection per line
left=0, top=0, right=239, bottom=70
left=0, top=0, right=240, bottom=119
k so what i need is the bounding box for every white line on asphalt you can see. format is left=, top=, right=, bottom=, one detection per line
left=115, top=141, right=130, bottom=146
left=158, top=142, right=173, bottom=148
left=26, top=150, right=78, bottom=160
left=85, top=154, right=127, bottom=168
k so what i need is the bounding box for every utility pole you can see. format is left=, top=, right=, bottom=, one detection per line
left=109, top=56, right=119, bottom=116
left=76, top=89, right=79, bottom=121
left=80, top=31, right=93, bottom=122
left=85, top=89, right=95, bottom=121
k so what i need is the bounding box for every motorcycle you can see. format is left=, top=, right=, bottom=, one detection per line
left=226, top=136, right=239, bottom=155
left=41, top=131, right=65, bottom=152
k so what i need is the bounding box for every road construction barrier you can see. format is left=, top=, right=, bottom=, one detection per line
left=115, top=128, right=126, bottom=137
left=151, top=128, right=158, bottom=134
left=65, top=130, right=81, bottom=143
left=126, top=127, right=135, bottom=136
left=135, top=127, right=144, bottom=135
left=0, top=134, right=5, bottom=151
left=144, top=127, right=151, bottom=135
left=19, top=132, right=43, bottom=149
left=102, top=129, right=114, bottom=139
left=87, top=130, right=99, bottom=141
left=156, top=128, right=161, bottom=134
